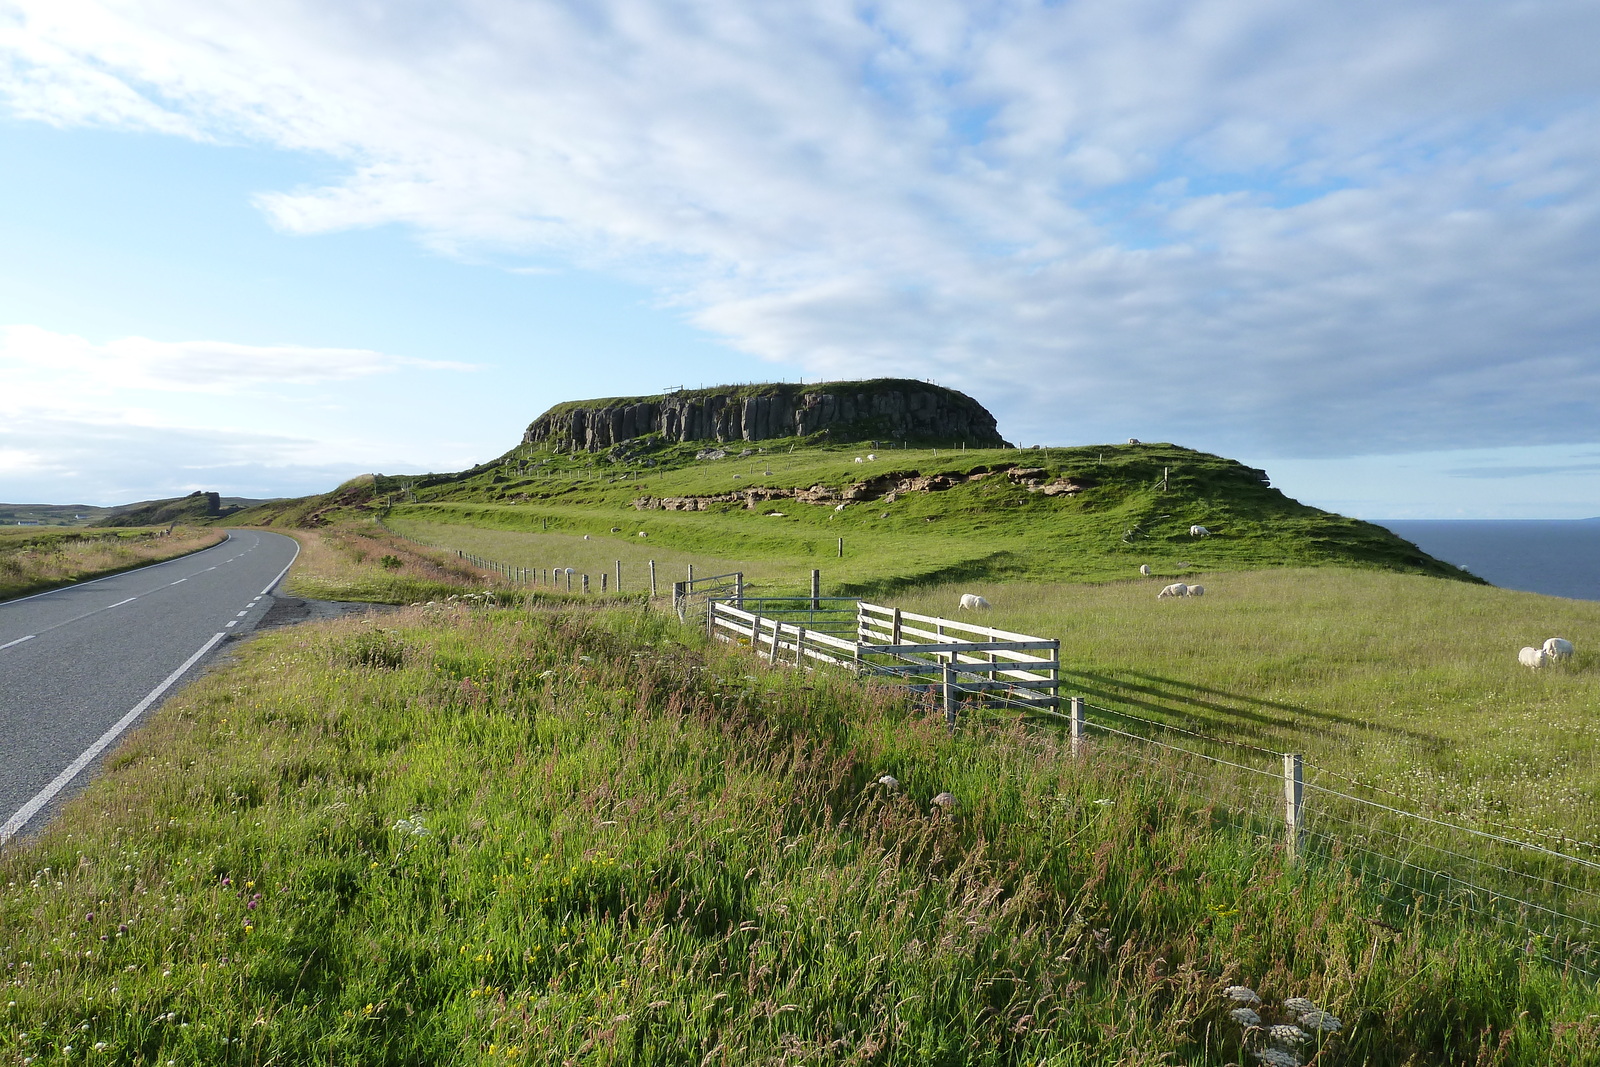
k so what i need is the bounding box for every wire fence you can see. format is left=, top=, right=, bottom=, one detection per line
left=1057, top=701, right=1600, bottom=979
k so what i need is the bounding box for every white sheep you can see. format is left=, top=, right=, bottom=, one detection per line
left=1543, top=637, right=1574, bottom=661
left=1158, top=583, right=1189, bottom=598
left=959, top=593, right=991, bottom=610
left=582, top=534, right=591, bottom=540
left=1187, top=584, right=1205, bottom=597
left=1138, top=564, right=1151, bottom=576
left=637, top=531, right=647, bottom=537
left=1190, top=525, right=1211, bottom=537
left=834, top=503, right=848, bottom=511
left=867, top=453, right=877, bottom=461
left=1519, top=646, right=1549, bottom=668
left=854, top=457, right=863, bottom=464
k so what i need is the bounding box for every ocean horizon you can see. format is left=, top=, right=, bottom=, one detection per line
left=1378, top=517, right=1600, bottom=602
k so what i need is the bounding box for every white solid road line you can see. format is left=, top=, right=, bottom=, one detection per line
left=0, top=635, right=36, bottom=651
left=259, top=539, right=301, bottom=597
left=171, top=579, right=187, bottom=585
left=1, top=631, right=228, bottom=845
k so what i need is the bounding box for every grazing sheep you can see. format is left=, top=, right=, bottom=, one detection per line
left=1158, top=582, right=1189, bottom=598
left=583, top=534, right=591, bottom=540
left=1543, top=637, right=1575, bottom=660
left=867, top=453, right=877, bottom=461
left=1190, top=525, right=1211, bottom=537
left=1188, top=584, right=1205, bottom=597
left=834, top=503, right=848, bottom=511
left=959, top=593, right=991, bottom=610
left=1138, top=564, right=1152, bottom=576
left=610, top=526, right=620, bottom=532
left=1128, top=438, right=1141, bottom=444
left=637, top=531, right=647, bottom=537
left=1519, top=646, right=1549, bottom=668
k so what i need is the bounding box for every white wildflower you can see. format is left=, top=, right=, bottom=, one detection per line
left=877, top=775, right=900, bottom=791
left=1229, top=1007, right=1261, bottom=1026
left=1299, top=1010, right=1342, bottom=1032
left=1223, top=985, right=1262, bottom=1005
left=1250, top=1049, right=1299, bottom=1067
left=1282, top=997, right=1318, bottom=1014
left=1268, top=1024, right=1310, bottom=1046
left=391, top=817, right=430, bottom=837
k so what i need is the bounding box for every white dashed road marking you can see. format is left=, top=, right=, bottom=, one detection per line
left=0, top=635, right=36, bottom=652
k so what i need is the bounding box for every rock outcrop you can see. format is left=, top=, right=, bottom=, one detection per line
left=523, top=379, right=1006, bottom=452
left=631, top=465, right=1090, bottom=511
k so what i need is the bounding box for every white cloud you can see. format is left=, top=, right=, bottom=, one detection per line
left=0, top=324, right=473, bottom=394
left=2, top=0, right=1599, bottom=458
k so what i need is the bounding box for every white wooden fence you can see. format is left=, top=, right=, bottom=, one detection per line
left=706, top=598, right=1061, bottom=714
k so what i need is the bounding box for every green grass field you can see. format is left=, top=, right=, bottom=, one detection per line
left=4, top=601, right=1597, bottom=1065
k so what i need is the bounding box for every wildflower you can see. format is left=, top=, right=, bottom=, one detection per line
left=1250, top=1050, right=1299, bottom=1067
left=1224, top=986, right=1262, bottom=1005
left=877, top=775, right=900, bottom=791
left=1268, top=1024, right=1310, bottom=1046
left=1093, top=798, right=1114, bottom=806
left=931, top=792, right=957, bottom=809
left=93, top=1043, right=107, bottom=1052
left=1299, top=1010, right=1342, bottom=1032
left=1282, top=997, right=1318, bottom=1015
left=1229, top=1007, right=1261, bottom=1026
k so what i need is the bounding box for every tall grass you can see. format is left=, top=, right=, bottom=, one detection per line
left=0, top=527, right=225, bottom=602
left=3, top=603, right=1597, bottom=1064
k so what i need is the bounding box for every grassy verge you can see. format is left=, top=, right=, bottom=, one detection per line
left=2, top=602, right=1597, bottom=1065
left=0, top=526, right=226, bottom=602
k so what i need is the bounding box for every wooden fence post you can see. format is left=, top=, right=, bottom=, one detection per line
left=582, top=574, right=590, bottom=594
left=615, top=560, right=622, bottom=592
left=810, top=569, right=820, bottom=611
left=735, top=573, right=744, bottom=610
left=1070, top=696, right=1085, bottom=756
left=796, top=626, right=806, bottom=666
left=891, top=608, right=902, bottom=647
left=837, top=537, right=843, bottom=558
left=768, top=620, right=780, bottom=665
left=600, top=572, right=608, bottom=592
left=1284, top=753, right=1304, bottom=862
left=706, top=598, right=714, bottom=638
left=687, top=563, right=694, bottom=585
left=649, top=560, right=657, bottom=598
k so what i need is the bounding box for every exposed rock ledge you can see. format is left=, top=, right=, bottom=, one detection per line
left=633, top=466, right=1088, bottom=511
left=525, top=379, right=1007, bottom=452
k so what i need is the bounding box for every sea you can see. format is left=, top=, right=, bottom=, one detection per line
left=1377, top=518, right=1600, bottom=602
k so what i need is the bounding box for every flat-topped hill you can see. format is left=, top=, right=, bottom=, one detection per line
left=523, top=378, right=1006, bottom=452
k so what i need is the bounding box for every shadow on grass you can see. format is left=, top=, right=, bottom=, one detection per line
left=1058, top=668, right=1445, bottom=752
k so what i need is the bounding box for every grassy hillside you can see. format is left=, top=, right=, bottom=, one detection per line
left=357, top=440, right=1471, bottom=594
left=0, top=526, right=226, bottom=601
left=3, top=599, right=1596, bottom=1065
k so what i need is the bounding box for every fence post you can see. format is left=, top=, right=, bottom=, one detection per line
left=1284, top=753, right=1303, bottom=862
left=565, top=570, right=573, bottom=592
left=688, top=563, right=694, bottom=585
left=810, top=569, right=820, bottom=611
left=582, top=574, right=590, bottom=594
left=735, top=573, right=744, bottom=610
left=796, top=626, right=806, bottom=666
left=673, top=581, right=685, bottom=619
left=649, top=560, right=657, bottom=598
left=1070, top=696, right=1085, bottom=756
left=768, top=620, right=780, bottom=665
left=601, top=573, right=608, bottom=593
left=750, top=611, right=760, bottom=647
left=891, top=608, right=902, bottom=647
left=837, top=537, right=843, bottom=558
left=943, top=664, right=956, bottom=734
left=706, top=597, right=714, bottom=639
left=615, top=560, right=622, bottom=592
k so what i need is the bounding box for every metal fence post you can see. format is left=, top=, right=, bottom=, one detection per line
left=1070, top=696, right=1085, bottom=756
left=1284, top=753, right=1304, bottom=862
left=649, top=560, right=657, bottom=598
left=810, top=569, right=820, bottom=611
left=943, top=664, right=956, bottom=733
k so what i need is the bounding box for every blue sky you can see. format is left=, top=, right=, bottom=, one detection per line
left=2, top=0, right=1598, bottom=518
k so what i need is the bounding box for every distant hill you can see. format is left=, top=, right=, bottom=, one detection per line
left=91, top=491, right=279, bottom=528
left=0, top=503, right=115, bottom=526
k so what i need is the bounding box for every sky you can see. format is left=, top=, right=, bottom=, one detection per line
left=1, top=0, right=1597, bottom=518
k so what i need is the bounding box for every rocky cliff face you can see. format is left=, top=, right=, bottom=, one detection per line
left=522, top=379, right=1006, bottom=452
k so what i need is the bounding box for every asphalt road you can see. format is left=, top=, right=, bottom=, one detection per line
left=0, top=529, right=300, bottom=844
